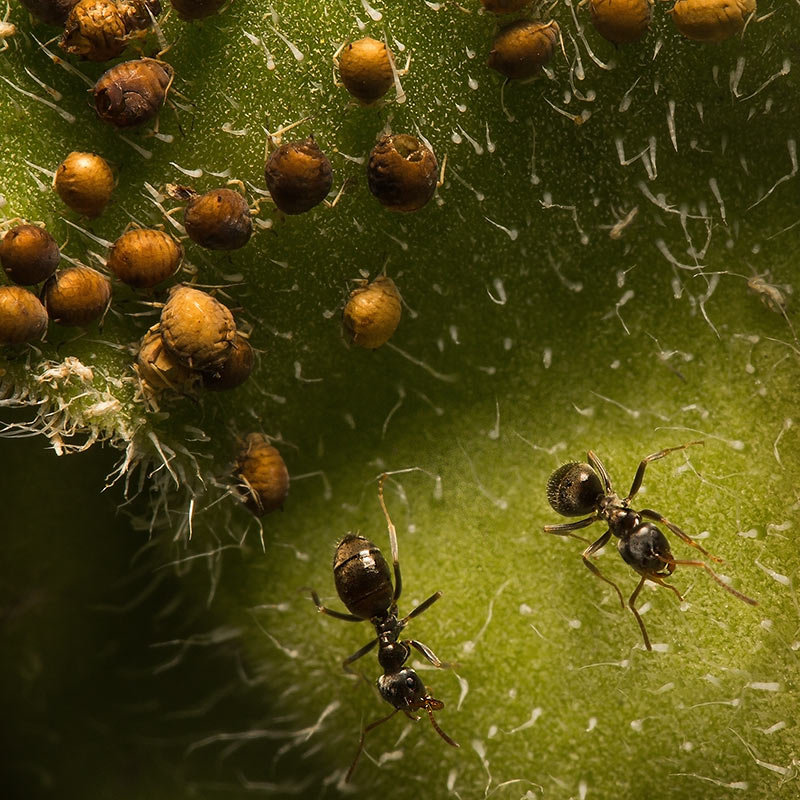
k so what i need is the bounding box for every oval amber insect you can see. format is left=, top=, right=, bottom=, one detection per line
left=236, top=433, right=290, bottom=516
left=343, top=276, right=402, bottom=349
left=107, top=228, right=182, bottom=288
left=670, top=0, right=756, bottom=43
left=590, top=0, right=653, bottom=45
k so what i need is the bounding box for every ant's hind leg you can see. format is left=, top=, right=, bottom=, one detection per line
left=582, top=529, right=625, bottom=608
left=628, top=575, right=653, bottom=651
left=306, top=588, right=363, bottom=622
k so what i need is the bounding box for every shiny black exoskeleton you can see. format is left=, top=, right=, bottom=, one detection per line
left=309, top=474, right=458, bottom=781
left=544, top=441, right=757, bottom=650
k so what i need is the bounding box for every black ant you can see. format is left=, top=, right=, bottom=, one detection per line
left=308, top=473, right=458, bottom=781
left=543, top=441, right=757, bottom=650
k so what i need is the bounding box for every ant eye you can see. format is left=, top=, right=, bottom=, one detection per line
left=547, top=462, right=603, bottom=516
left=406, top=676, right=416, bottom=688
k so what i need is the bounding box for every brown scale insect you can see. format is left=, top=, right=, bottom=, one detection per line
left=235, top=433, right=289, bottom=516
left=181, top=187, right=253, bottom=250
left=488, top=20, right=560, bottom=80
left=336, top=37, right=395, bottom=104
left=107, top=227, right=182, bottom=288
left=19, top=0, right=79, bottom=25
left=92, top=57, right=173, bottom=128
left=53, top=151, right=115, bottom=218
left=265, top=137, right=333, bottom=215
left=159, top=284, right=235, bottom=372
left=170, top=0, right=226, bottom=20
left=367, top=134, right=438, bottom=213
left=481, top=0, right=531, bottom=12
left=343, top=275, right=402, bottom=349
left=60, top=0, right=161, bottom=62
left=0, top=286, right=49, bottom=344
left=202, top=332, right=254, bottom=391
left=670, top=0, right=755, bottom=43
left=43, top=265, right=111, bottom=326
left=589, top=0, right=653, bottom=45
left=0, top=224, right=60, bottom=285
left=135, top=325, right=200, bottom=399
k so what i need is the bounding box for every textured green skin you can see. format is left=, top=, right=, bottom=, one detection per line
left=1, top=1, right=799, bottom=798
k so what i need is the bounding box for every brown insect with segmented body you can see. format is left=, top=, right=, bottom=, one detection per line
left=54, top=152, right=115, bottom=218
left=589, top=0, right=653, bottom=45
left=670, top=0, right=756, bottom=43
left=202, top=332, right=253, bottom=390
left=182, top=187, right=253, bottom=250
left=336, top=37, right=395, bottom=104
left=235, top=433, right=289, bottom=516
left=342, top=275, right=402, bottom=349
left=92, top=57, right=173, bottom=128
left=488, top=20, right=560, bottom=80
left=0, top=286, right=49, bottom=344
left=367, top=134, right=438, bottom=213
left=0, top=224, right=60, bottom=286
left=265, top=137, right=333, bottom=215
left=43, top=266, right=111, bottom=326
left=107, top=227, right=182, bottom=288
left=135, top=325, right=200, bottom=402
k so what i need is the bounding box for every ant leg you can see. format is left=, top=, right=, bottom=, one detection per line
left=661, top=557, right=758, bottom=606
left=345, top=708, right=400, bottom=783
left=306, top=588, right=363, bottom=622
left=625, top=441, right=704, bottom=502
left=399, top=590, right=441, bottom=626
left=587, top=451, right=613, bottom=493
left=582, top=529, right=625, bottom=608
left=628, top=575, right=652, bottom=651
left=378, top=473, right=402, bottom=604
left=406, top=638, right=452, bottom=669
left=641, top=569, right=685, bottom=603
left=638, top=508, right=722, bottom=562
left=342, top=637, right=379, bottom=672
left=543, top=514, right=597, bottom=539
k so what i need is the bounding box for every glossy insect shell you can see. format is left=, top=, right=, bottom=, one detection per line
left=265, top=137, right=333, bottom=215
left=202, top=332, right=253, bottom=390
left=670, top=0, right=756, bottom=43
left=367, top=134, right=438, bottom=213
left=488, top=20, right=560, bottom=80
left=342, top=275, right=402, bottom=349
left=54, top=151, right=115, bottom=218
left=184, top=188, right=253, bottom=250
left=0, top=224, right=60, bottom=285
left=333, top=534, right=393, bottom=619
left=61, top=0, right=129, bottom=62
left=378, top=668, right=428, bottom=709
left=236, top=433, right=289, bottom=516
left=43, top=266, right=111, bottom=326
left=0, top=286, right=49, bottom=344
left=338, top=37, right=394, bottom=104
left=159, top=285, right=236, bottom=371
left=590, top=0, right=653, bottom=45
left=92, top=58, right=173, bottom=128
left=618, top=523, right=673, bottom=572
left=170, top=0, right=225, bottom=19
left=108, top=228, right=182, bottom=288
left=546, top=462, right=604, bottom=516
left=136, top=326, right=199, bottom=394
left=19, top=0, right=79, bottom=25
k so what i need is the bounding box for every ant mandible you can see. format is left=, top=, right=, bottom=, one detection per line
left=543, top=441, right=757, bottom=650
left=308, top=473, right=458, bottom=781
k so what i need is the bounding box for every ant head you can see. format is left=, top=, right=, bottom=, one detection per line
left=547, top=462, right=604, bottom=517
left=618, top=523, right=674, bottom=573
left=378, top=667, right=429, bottom=710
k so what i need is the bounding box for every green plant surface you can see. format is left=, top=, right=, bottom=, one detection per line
left=1, top=0, right=799, bottom=798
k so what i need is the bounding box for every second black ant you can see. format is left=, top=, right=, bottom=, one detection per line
left=544, top=441, right=757, bottom=650
left=308, top=473, right=458, bottom=781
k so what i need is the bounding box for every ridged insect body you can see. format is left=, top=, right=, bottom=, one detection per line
left=107, top=228, right=182, bottom=288
left=0, top=224, right=60, bottom=286
left=590, top=0, right=653, bottom=45
left=235, top=433, right=289, bottom=516
left=265, top=137, right=333, bottom=215
left=183, top=188, right=253, bottom=249
left=92, top=57, right=173, bottom=128
left=337, top=37, right=395, bottom=104
left=670, top=0, right=756, bottom=43
left=0, top=286, right=49, bottom=344
left=367, top=134, right=438, bottom=213
left=43, top=266, right=111, bottom=326
left=54, top=152, right=115, bottom=218
left=488, top=20, right=560, bottom=80
left=135, top=326, right=200, bottom=399
left=201, top=332, right=253, bottom=390
left=342, top=275, right=402, bottom=349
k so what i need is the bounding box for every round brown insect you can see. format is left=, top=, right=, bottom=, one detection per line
left=367, top=134, right=438, bottom=213
left=61, top=0, right=156, bottom=62
left=136, top=326, right=200, bottom=396
left=43, top=266, right=111, bottom=326
left=202, top=332, right=254, bottom=390
left=53, top=151, right=115, bottom=218
left=170, top=0, right=225, bottom=19
left=235, top=433, right=289, bottom=516
left=107, top=228, right=182, bottom=288
left=488, top=20, right=560, bottom=80
left=590, top=0, right=653, bottom=44
left=481, top=0, right=531, bottom=12
left=343, top=275, right=402, bottom=349
left=92, top=57, right=173, bottom=128
left=337, top=37, right=394, bottom=104
left=0, top=224, right=60, bottom=285
left=0, top=286, right=48, bottom=345
left=19, top=0, right=79, bottom=25
left=265, top=137, right=333, bottom=215
left=183, top=188, right=253, bottom=250
left=159, top=285, right=235, bottom=371
left=670, top=0, right=755, bottom=43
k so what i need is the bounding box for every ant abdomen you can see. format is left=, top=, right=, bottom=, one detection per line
left=618, top=523, right=673, bottom=573
left=547, top=462, right=604, bottom=516
left=333, top=534, right=393, bottom=619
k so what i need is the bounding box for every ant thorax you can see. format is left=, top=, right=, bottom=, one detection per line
left=603, top=500, right=641, bottom=539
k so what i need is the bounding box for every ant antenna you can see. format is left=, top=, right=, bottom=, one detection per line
left=345, top=708, right=399, bottom=783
